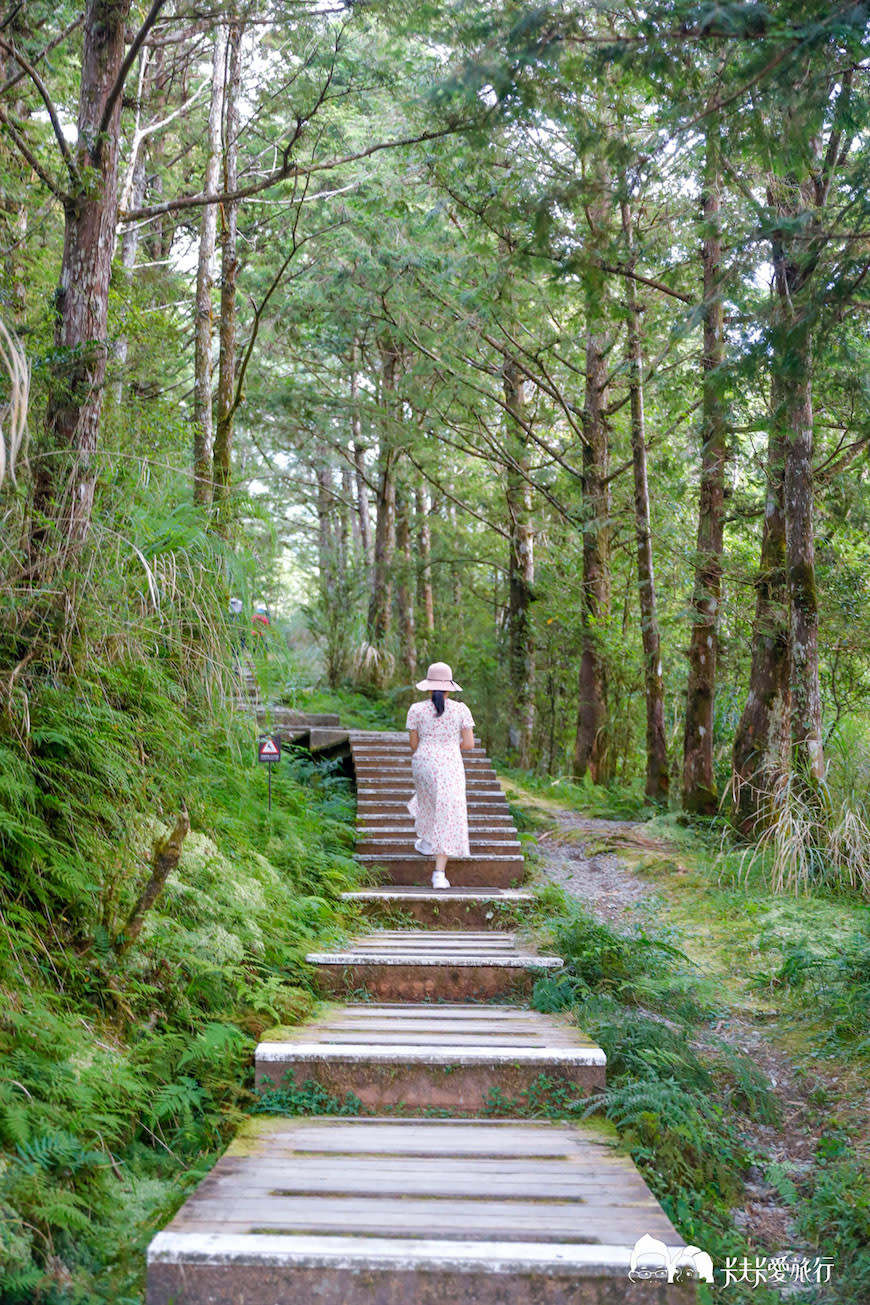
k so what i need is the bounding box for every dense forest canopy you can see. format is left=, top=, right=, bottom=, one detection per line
left=1, top=0, right=869, bottom=847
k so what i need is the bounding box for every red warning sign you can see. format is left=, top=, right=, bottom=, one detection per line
left=257, top=735, right=281, bottom=764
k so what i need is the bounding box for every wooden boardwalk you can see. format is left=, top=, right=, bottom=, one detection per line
left=147, top=726, right=697, bottom=1303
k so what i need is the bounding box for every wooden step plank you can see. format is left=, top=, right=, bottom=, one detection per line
left=147, top=1119, right=695, bottom=1305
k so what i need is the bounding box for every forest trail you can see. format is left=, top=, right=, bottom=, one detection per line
left=146, top=728, right=699, bottom=1303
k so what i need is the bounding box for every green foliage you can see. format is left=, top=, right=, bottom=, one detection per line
left=0, top=607, right=363, bottom=1303
left=771, top=929, right=870, bottom=1059
left=252, top=1069, right=364, bottom=1118
left=795, top=1130, right=870, bottom=1305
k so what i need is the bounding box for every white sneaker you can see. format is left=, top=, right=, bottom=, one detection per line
left=415, top=837, right=433, bottom=856
left=432, top=870, right=450, bottom=889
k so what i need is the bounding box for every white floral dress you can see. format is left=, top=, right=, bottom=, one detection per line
left=405, top=699, right=475, bottom=857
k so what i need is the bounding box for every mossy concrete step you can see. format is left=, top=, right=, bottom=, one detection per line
left=342, top=886, right=533, bottom=929
left=354, top=852, right=525, bottom=888
left=263, top=708, right=343, bottom=727
left=255, top=1002, right=605, bottom=1110
left=146, top=1117, right=696, bottom=1305
left=306, top=930, right=557, bottom=1001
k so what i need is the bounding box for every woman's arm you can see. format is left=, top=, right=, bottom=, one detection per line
left=409, top=728, right=419, bottom=755
left=460, top=727, right=474, bottom=750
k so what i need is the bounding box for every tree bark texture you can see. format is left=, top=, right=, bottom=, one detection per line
left=767, top=170, right=825, bottom=783
left=32, top=0, right=133, bottom=555
left=213, top=22, right=242, bottom=518
left=782, top=335, right=823, bottom=781
left=396, top=485, right=417, bottom=684
left=622, top=202, right=669, bottom=799
left=350, top=338, right=373, bottom=563
left=503, top=357, right=536, bottom=769
left=731, top=379, right=791, bottom=830
left=573, top=326, right=612, bottom=783
left=367, top=339, right=399, bottom=646
left=315, top=447, right=334, bottom=587
left=192, top=25, right=227, bottom=507
left=416, top=484, right=435, bottom=639
left=682, top=118, right=727, bottom=814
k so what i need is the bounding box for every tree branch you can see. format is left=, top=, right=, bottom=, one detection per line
left=98, top=0, right=168, bottom=143
left=0, top=13, right=83, bottom=100
left=122, top=123, right=464, bottom=220
left=0, top=105, right=67, bottom=200
left=0, top=35, right=77, bottom=180
left=117, top=808, right=189, bottom=955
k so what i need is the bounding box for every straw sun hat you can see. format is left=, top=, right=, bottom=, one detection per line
left=415, top=661, right=462, bottom=693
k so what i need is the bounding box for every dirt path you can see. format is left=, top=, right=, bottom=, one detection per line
left=527, top=807, right=846, bottom=1280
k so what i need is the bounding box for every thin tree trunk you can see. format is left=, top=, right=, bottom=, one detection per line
left=683, top=115, right=727, bottom=814
left=113, top=147, right=146, bottom=401
left=396, top=484, right=416, bottom=683
left=769, top=168, right=825, bottom=783
left=213, top=22, right=242, bottom=521
left=416, top=484, right=435, bottom=638
left=783, top=332, right=823, bottom=780
left=340, top=464, right=354, bottom=570
left=31, top=0, right=134, bottom=557
left=574, top=324, right=612, bottom=783
left=192, top=25, right=227, bottom=507
left=350, top=339, right=372, bottom=563
left=731, top=377, right=791, bottom=830
left=367, top=340, right=398, bottom=646
left=503, top=357, right=535, bottom=769
left=622, top=201, right=669, bottom=800
left=315, top=442, right=335, bottom=591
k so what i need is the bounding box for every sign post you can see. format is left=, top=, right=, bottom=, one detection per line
left=257, top=734, right=281, bottom=810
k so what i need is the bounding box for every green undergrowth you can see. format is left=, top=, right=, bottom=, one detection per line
left=500, top=767, right=657, bottom=821
left=527, top=884, right=870, bottom=1303
left=252, top=1069, right=364, bottom=1117
left=0, top=655, right=364, bottom=1305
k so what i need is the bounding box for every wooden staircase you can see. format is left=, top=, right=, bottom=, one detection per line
left=147, top=725, right=698, bottom=1303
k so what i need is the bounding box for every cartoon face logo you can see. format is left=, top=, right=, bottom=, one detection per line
left=629, top=1235, right=671, bottom=1282
left=628, top=1236, right=715, bottom=1284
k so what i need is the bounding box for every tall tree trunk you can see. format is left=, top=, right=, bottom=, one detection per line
left=340, top=464, right=355, bottom=569
left=769, top=168, right=825, bottom=783
left=503, top=357, right=536, bottom=769
left=213, top=22, right=242, bottom=521
left=781, top=329, right=823, bottom=781
left=367, top=339, right=399, bottom=647
left=315, top=442, right=335, bottom=592
left=349, top=352, right=373, bottom=561
left=192, top=25, right=227, bottom=507
left=350, top=343, right=372, bottom=562
left=396, top=484, right=416, bottom=683
left=622, top=201, right=669, bottom=800
left=573, top=323, right=612, bottom=782
left=731, top=377, right=791, bottom=830
left=683, top=116, right=727, bottom=814
left=31, top=0, right=134, bottom=557
left=416, top=484, right=435, bottom=640
left=113, top=144, right=147, bottom=402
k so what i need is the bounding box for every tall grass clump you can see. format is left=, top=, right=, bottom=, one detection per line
left=732, top=725, right=870, bottom=898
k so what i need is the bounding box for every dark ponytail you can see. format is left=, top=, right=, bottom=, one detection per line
left=431, top=690, right=446, bottom=717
